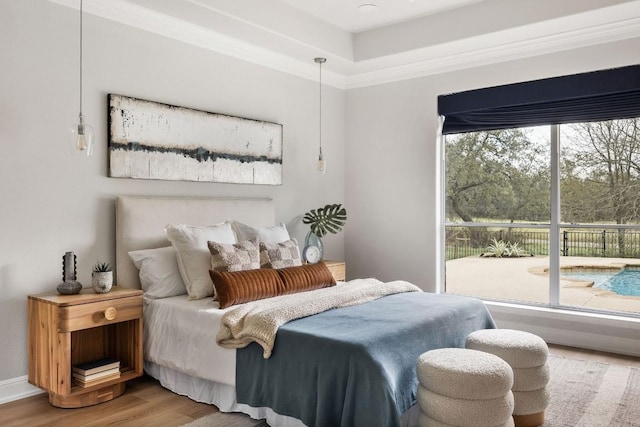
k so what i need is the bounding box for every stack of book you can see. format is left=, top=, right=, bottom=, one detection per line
left=72, top=357, right=121, bottom=387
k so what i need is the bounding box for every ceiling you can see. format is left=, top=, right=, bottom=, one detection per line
left=277, top=0, right=486, bottom=32
left=49, top=0, right=640, bottom=89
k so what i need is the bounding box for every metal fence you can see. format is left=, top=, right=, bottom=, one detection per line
left=561, top=230, right=640, bottom=258
left=445, top=227, right=640, bottom=260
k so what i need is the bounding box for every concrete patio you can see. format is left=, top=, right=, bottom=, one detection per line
left=446, top=256, right=640, bottom=315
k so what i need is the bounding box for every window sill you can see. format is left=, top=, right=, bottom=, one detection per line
left=483, top=300, right=640, bottom=357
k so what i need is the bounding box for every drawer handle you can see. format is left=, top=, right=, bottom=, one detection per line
left=104, top=307, right=117, bottom=321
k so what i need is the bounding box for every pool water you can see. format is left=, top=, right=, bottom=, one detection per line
left=561, top=269, right=640, bottom=297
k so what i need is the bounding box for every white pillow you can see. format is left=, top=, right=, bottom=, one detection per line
left=165, top=222, right=236, bottom=299
left=230, top=220, right=290, bottom=243
left=128, top=246, right=186, bottom=302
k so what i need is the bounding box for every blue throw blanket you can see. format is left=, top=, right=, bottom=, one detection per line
left=236, top=291, right=495, bottom=427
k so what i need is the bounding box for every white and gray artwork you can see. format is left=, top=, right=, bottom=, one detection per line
left=108, top=94, right=283, bottom=185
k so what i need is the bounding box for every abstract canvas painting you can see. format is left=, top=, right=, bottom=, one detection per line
left=108, top=94, right=283, bottom=185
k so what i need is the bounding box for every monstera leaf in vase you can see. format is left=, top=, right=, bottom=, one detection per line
left=301, top=204, right=347, bottom=263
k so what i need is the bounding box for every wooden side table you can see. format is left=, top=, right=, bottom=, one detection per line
left=323, top=260, right=346, bottom=281
left=28, top=287, right=143, bottom=408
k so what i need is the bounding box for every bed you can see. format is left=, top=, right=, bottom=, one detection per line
left=115, top=195, right=495, bottom=427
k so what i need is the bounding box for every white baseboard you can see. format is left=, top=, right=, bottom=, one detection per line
left=486, top=301, right=640, bottom=357
left=0, top=376, right=44, bottom=405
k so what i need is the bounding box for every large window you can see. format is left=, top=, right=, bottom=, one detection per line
left=439, top=65, right=640, bottom=317
left=443, top=118, right=640, bottom=316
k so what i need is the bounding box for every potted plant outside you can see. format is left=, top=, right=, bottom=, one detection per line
left=92, top=261, right=113, bottom=293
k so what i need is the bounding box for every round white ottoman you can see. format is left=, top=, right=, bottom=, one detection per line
left=466, top=329, right=550, bottom=427
left=416, top=348, right=514, bottom=427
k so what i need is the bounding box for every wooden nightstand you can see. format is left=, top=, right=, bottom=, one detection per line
left=323, top=260, right=346, bottom=281
left=28, top=287, right=143, bottom=408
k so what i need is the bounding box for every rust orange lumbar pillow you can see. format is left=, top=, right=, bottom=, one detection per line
left=276, top=262, right=336, bottom=294
left=210, top=263, right=336, bottom=309
left=210, top=268, right=285, bottom=309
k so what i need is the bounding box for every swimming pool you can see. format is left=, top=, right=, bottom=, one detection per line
left=561, top=267, right=640, bottom=297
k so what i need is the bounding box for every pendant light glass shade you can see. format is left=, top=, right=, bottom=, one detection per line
left=314, top=57, right=327, bottom=174
left=317, top=147, right=325, bottom=173
left=72, top=113, right=94, bottom=156
left=73, top=0, right=93, bottom=156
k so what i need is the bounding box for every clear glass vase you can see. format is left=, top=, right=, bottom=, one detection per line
left=304, top=230, right=324, bottom=261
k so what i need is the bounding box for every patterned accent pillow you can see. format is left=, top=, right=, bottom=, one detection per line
left=259, top=239, right=302, bottom=269
left=208, top=238, right=260, bottom=272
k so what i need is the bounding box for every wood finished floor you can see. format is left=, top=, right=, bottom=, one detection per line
left=0, top=375, right=218, bottom=427
left=1, top=344, right=638, bottom=427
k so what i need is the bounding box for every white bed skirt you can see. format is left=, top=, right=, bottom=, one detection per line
left=145, top=361, right=419, bottom=427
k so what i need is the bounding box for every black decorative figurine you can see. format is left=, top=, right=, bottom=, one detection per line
left=56, top=251, right=83, bottom=295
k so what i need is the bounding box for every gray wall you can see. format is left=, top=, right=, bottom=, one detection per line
left=0, top=1, right=345, bottom=381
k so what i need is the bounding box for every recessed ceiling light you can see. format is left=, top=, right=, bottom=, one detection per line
left=358, top=4, right=379, bottom=13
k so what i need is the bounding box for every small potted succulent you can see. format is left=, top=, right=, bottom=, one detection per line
left=92, top=261, right=113, bottom=293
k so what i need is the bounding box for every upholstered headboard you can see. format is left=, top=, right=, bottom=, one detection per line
left=115, top=196, right=275, bottom=289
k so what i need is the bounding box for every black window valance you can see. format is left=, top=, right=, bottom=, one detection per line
left=438, top=65, right=640, bottom=135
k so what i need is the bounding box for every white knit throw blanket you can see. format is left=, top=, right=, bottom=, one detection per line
left=216, top=278, right=422, bottom=358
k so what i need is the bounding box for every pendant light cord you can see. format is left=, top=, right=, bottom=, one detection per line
left=318, top=59, right=322, bottom=153
left=315, top=58, right=326, bottom=155
left=74, top=0, right=93, bottom=155
left=79, top=0, right=83, bottom=117
left=313, top=57, right=326, bottom=170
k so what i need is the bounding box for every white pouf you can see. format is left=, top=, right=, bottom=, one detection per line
left=416, top=348, right=514, bottom=427
left=418, top=386, right=514, bottom=427
left=466, top=329, right=551, bottom=427
left=417, top=348, right=514, bottom=400
left=512, top=364, right=550, bottom=392
left=465, top=329, right=548, bottom=369
left=512, top=388, right=550, bottom=415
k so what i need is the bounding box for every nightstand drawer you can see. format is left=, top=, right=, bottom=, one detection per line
left=59, top=295, right=142, bottom=332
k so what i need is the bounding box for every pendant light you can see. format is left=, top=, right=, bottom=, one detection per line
left=314, top=57, right=327, bottom=174
left=72, top=0, right=94, bottom=156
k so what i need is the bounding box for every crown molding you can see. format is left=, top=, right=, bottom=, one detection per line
left=47, top=0, right=348, bottom=89
left=346, top=12, right=640, bottom=89
left=46, top=0, right=640, bottom=90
